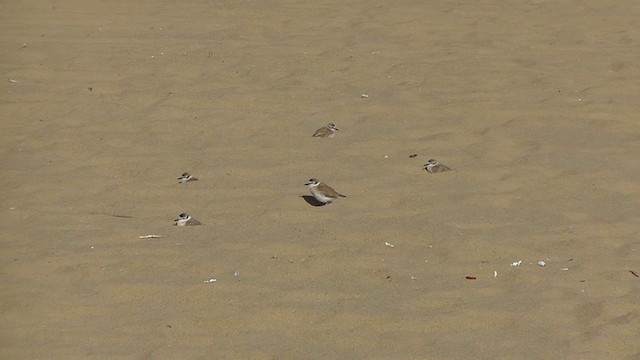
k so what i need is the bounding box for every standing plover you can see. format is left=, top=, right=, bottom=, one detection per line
left=312, top=123, right=339, bottom=138
left=174, top=213, right=202, bottom=226
left=177, top=172, right=198, bottom=183
left=305, top=178, right=346, bottom=204
left=424, top=159, right=451, bottom=173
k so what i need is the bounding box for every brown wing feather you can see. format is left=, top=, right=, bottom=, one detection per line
left=312, top=127, right=332, bottom=137
left=317, top=183, right=345, bottom=198
left=187, top=218, right=202, bottom=226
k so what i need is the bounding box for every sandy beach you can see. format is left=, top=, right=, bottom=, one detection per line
left=2, top=0, right=639, bottom=358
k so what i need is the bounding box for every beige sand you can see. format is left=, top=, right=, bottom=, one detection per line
left=2, top=0, right=639, bottom=358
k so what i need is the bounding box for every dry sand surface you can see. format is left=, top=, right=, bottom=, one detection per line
left=2, top=0, right=639, bottom=358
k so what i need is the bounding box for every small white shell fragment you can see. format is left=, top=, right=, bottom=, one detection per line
left=361, top=93, right=369, bottom=98
left=510, top=260, right=522, bottom=267
left=234, top=271, right=240, bottom=276
left=204, top=278, right=217, bottom=283
left=537, top=260, right=547, bottom=267
left=493, top=271, right=498, bottom=277
left=384, top=241, right=395, bottom=248
left=560, top=267, right=569, bottom=271
left=384, top=155, right=389, bottom=158
left=410, top=276, right=417, bottom=280
left=139, top=234, right=164, bottom=239
left=8, top=79, right=18, bottom=83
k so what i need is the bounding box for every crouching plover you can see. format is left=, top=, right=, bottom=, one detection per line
left=177, top=172, right=198, bottom=183
left=312, top=123, right=339, bottom=138
left=424, top=159, right=451, bottom=173
left=174, top=213, right=202, bottom=226
left=305, top=178, right=346, bottom=204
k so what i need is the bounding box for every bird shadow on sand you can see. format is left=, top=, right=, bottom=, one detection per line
left=301, top=195, right=327, bottom=207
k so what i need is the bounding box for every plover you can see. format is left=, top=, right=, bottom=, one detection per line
left=174, top=213, right=202, bottom=226
left=177, top=172, right=198, bottom=183
left=424, top=159, right=451, bottom=173
left=305, top=178, right=346, bottom=204
left=312, top=123, right=339, bottom=138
